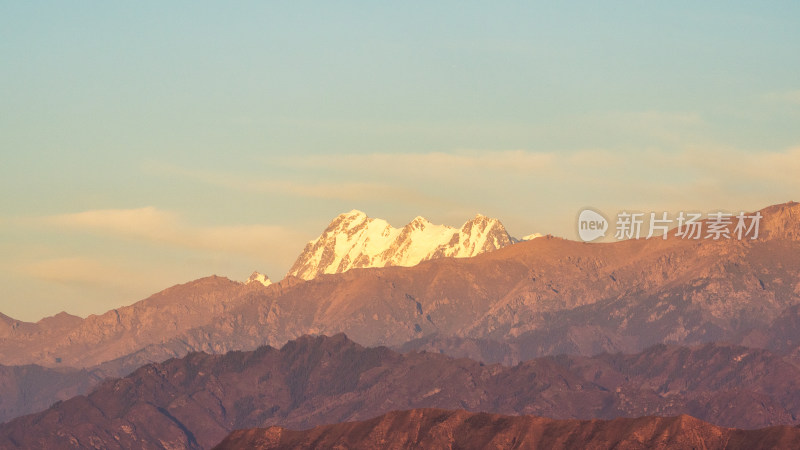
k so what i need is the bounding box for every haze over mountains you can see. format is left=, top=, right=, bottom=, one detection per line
left=1, top=202, right=799, bottom=448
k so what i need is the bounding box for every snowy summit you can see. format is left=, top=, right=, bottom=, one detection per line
left=287, top=210, right=518, bottom=280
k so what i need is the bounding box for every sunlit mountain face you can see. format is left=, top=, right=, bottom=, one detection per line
left=3, top=2, right=799, bottom=448
left=287, top=210, right=519, bottom=280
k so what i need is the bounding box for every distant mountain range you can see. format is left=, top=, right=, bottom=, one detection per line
left=2, top=202, right=798, bottom=371
left=3, top=334, right=800, bottom=449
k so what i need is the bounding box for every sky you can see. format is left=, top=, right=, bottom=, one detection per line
left=1, top=2, right=799, bottom=321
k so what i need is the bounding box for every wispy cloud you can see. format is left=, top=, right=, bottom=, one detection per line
left=137, top=145, right=799, bottom=241
left=18, top=257, right=142, bottom=288
left=603, top=110, right=705, bottom=126
left=143, top=162, right=430, bottom=202
left=149, top=144, right=800, bottom=213
left=583, top=110, right=706, bottom=145
left=38, top=207, right=304, bottom=265
left=763, top=89, right=800, bottom=105
left=275, top=150, right=557, bottom=174
left=652, top=146, right=800, bottom=189
left=274, top=144, right=800, bottom=188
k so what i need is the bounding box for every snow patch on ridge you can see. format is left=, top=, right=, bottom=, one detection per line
left=246, top=271, right=272, bottom=286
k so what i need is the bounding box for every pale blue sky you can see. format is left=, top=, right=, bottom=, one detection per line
left=1, top=2, right=799, bottom=321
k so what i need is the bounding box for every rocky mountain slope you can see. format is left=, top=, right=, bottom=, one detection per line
left=214, top=408, right=800, bottom=450
left=0, top=276, right=258, bottom=368
left=1, top=202, right=798, bottom=373
left=287, top=210, right=516, bottom=280
left=3, top=334, right=800, bottom=448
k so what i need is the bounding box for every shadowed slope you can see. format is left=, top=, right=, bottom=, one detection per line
left=2, top=335, right=800, bottom=448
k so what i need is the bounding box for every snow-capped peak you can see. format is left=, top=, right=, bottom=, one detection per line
left=520, top=233, right=543, bottom=241
left=246, top=271, right=272, bottom=286
left=340, top=209, right=367, bottom=221
left=287, top=211, right=517, bottom=280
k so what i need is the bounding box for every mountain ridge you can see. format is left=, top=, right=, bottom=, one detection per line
left=4, top=334, right=800, bottom=448
left=0, top=202, right=798, bottom=371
